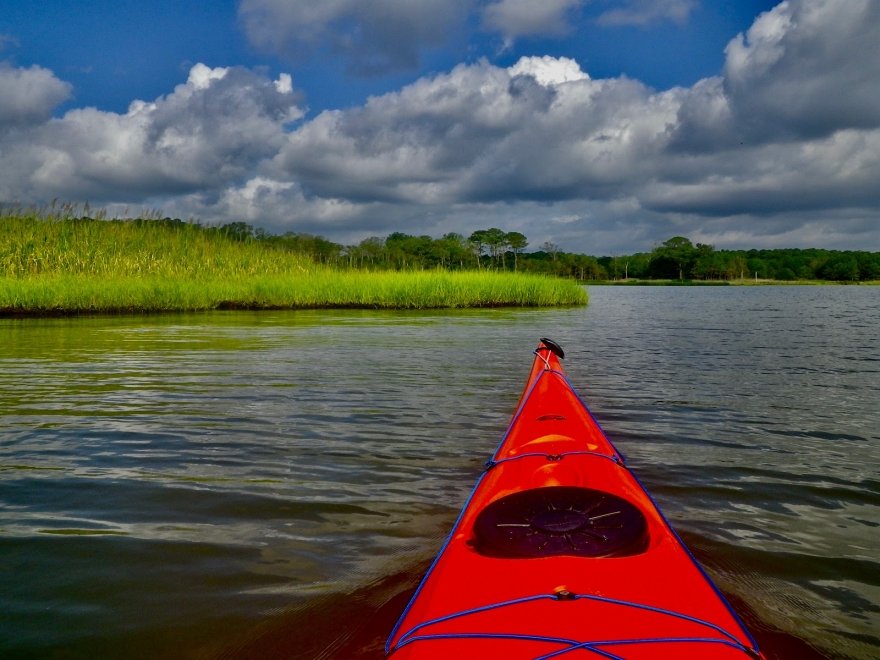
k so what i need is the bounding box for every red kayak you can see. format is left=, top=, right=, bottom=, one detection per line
left=386, top=338, right=764, bottom=659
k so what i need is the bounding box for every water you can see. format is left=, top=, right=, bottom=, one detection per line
left=1, top=286, right=878, bottom=659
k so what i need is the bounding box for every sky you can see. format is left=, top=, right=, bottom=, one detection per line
left=0, top=0, right=878, bottom=255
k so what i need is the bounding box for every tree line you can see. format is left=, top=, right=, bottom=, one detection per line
left=66, top=218, right=880, bottom=282
left=611, top=236, right=880, bottom=282
left=237, top=225, right=880, bottom=282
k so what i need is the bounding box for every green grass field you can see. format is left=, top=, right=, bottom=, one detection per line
left=0, top=215, right=587, bottom=313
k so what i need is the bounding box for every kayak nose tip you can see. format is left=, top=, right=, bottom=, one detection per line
left=539, top=337, right=565, bottom=359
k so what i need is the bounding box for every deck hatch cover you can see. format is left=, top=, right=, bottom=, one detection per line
left=473, top=486, right=647, bottom=558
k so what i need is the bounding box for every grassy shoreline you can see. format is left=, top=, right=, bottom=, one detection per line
left=0, top=215, right=587, bottom=315
left=0, top=271, right=588, bottom=316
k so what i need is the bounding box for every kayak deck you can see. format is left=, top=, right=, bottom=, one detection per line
left=386, top=339, right=763, bottom=659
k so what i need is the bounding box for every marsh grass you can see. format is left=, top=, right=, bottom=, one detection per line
left=0, top=214, right=587, bottom=313
left=0, top=213, right=310, bottom=279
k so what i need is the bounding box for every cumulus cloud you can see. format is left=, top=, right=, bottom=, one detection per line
left=673, top=0, right=880, bottom=149
left=0, top=64, right=302, bottom=202
left=595, top=0, right=697, bottom=27
left=508, top=55, right=589, bottom=85
left=165, top=176, right=375, bottom=237
left=238, top=0, right=469, bottom=74
left=723, top=0, right=880, bottom=138
left=272, top=57, right=641, bottom=205
left=271, top=55, right=679, bottom=210
left=645, top=129, right=880, bottom=216
left=0, top=63, right=72, bottom=127
left=482, top=0, right=584, bottom=46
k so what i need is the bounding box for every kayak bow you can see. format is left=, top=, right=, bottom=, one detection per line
left=386, top=338, right=764, bottom=659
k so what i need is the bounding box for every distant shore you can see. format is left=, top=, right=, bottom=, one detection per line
left=586, top=278, right=880, bottom=286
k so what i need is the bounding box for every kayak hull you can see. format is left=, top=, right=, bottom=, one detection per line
left=387, top=340, right=763, bottom=659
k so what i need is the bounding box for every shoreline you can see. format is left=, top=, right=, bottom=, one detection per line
left=585, top=279, right=880, bottom=286
left=0, top=300, right=585, bottom=319
left=0, top=271, right=588, bottom=318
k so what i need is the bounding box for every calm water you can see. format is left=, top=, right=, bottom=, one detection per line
left=1, top=286, right=878, bottom=659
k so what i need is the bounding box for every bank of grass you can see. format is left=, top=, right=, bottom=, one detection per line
left=0, top=271, right=586, bottom=313
left=0, top=213, right=311, bottom=279
left=0, top=215, right=587, bottom=314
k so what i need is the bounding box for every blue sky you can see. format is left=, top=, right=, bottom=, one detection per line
left=1, top=0, right=877, bottom=254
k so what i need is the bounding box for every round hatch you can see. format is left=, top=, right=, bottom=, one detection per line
left=473, top=486, right=648, bottom=558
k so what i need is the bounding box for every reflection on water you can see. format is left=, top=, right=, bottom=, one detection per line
left=1, top=288, right=878, bottom=659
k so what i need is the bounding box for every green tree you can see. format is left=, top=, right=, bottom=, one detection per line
left=819, top=255, right=859, bottom=281
left=857, top=252, right=880, bottom=280
left=649, top=236, right=698, bottom=280
left=352, top=236, right=384, bottom=268
left=747, top=257, right=769, bottom=280
left=439, top=233, right=475, bottom=269
left=468, top=230, right=489, bottom=269
left=483, top=227, right=508, bottom=268
left=726, top=254, right=748, bottom=280
left=693, top=244, right=728, bottom=280
left=506, top=231, right=528, bottom=271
